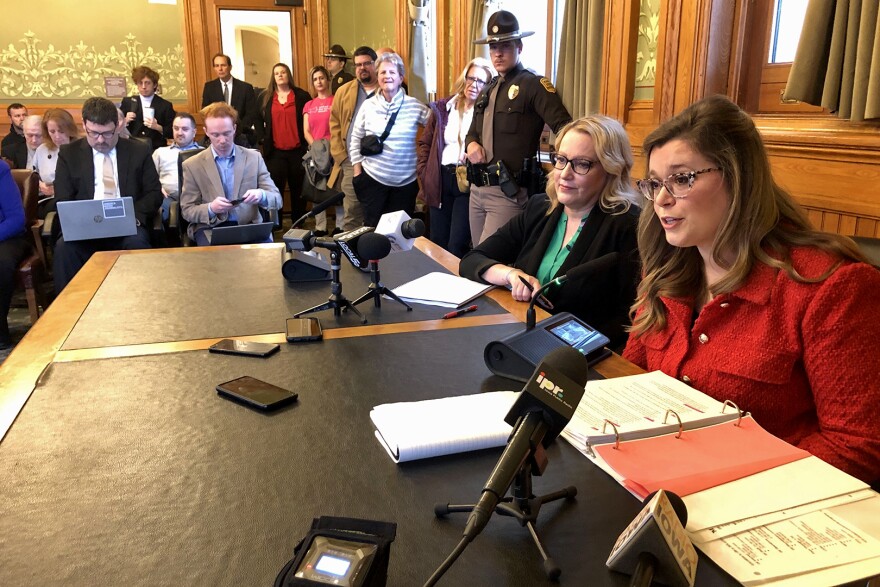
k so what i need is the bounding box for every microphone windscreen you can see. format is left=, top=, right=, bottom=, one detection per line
left=643, top=490, right=688, bottom=526
left=541, top=346, right=589, bottom=387
left=358, top=232, right=392, bottom=261
left=400, top=218, right=426, bottom=239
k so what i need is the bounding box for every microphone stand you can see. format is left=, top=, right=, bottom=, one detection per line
left=293, top=249, right=366, bottom=323
left=351, top=259, right=413, bottom=311
left=526, top=277, right=564, bottom=330
left=429, top=416, right=576, bottom=583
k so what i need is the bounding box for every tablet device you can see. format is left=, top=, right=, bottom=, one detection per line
left=216, top=376, right=298, bottom=411
left=209, top=339, right=280, bottom=358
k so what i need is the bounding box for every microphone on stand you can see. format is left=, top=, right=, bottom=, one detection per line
left=290, top=191, right=345, bottom=229
left=463, top=345, right=588, bottom=540
left=351, top=232, right=412, bottom=311
left=606, top=490, right=697, bottom=587
left=525, top=253, right=621, bottom=330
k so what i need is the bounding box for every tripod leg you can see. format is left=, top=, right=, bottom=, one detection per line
left=351, top=287, right=378, bottom=308
left=293, top=300, right=334, bottom=318
left=378, top=285, right=413, bottom=310
left=526, top=521, right=561, bottom=581
left=339, top=298, right=367, bottom=324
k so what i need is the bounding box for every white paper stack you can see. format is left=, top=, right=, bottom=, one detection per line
left=370, top=391, right=517, bottom=463
left=389, top=272, right=494, bottom=308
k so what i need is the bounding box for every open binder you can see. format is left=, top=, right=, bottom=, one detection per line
left=561, top=371, right=810, bottom=498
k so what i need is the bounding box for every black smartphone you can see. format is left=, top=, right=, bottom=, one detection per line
left=216, top=376, right=298, bottom=410
left=286, top=318, right=323, bottom=343
left=208, top=339, right=280, bottom=358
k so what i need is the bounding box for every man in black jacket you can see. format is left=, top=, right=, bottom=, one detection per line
left=1, top=103, right=27, bottom=162
left=52, top=97, right=162, bottom=294
left=201, top=53, right=258, bottom=147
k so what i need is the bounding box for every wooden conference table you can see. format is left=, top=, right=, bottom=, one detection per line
left=0, top=239, right=736, bottom=586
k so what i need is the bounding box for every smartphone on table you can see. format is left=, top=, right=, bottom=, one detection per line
left=286, top=318, right=323, bottom=342
left=209, top=339, right=280, bottom=358
left=216, top=376, right=298, bottom=411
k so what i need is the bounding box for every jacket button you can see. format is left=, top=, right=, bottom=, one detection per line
left=720, top=302, right=729, bottom=308
left=682, top=375, right=691, bottom=383
left=699, top=333, right=709, bottom=344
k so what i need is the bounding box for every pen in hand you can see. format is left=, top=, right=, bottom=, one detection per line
left=518, top=276, right=554, bottom=310
left=443, top=304, right=478, bottom=319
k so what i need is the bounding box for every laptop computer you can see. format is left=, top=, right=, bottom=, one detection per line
left=209, top=222, right=275, bottom=245
left=56, top=197, right=137, bottom=242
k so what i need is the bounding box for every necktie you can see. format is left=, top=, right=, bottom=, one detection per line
left=102, top=154, right=116, bottom=199
left=223, top=82, right=230, bottom=104
left=481, top=77, right=502, bottom=163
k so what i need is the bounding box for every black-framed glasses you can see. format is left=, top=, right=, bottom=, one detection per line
left=84, top=127, right=117, bottom=141
left=354, top=60, right=374, bottom=69
left=636, top=167, right=721, bottom=200
left=550, top=153, right=597, bottom=176
left=465, top=76, right=486, bottom=88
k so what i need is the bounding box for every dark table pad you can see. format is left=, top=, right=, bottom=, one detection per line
left=1, top=324, right=734, bottom=586
left=61, top=246, right=506, bottom=350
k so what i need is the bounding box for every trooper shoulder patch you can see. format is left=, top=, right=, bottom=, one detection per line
left=540, top=77, right=557, bottom=93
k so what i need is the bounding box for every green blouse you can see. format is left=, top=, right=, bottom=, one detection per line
left=536, top=211, right=588, bottom=284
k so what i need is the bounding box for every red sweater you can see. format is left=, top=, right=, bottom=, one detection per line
left=624, top=247, right=880, bottom=484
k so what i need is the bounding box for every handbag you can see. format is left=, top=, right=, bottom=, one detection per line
left=360, top=102, right=403, bottom=156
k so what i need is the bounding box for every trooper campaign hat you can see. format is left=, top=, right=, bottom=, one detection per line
left=473, top=10, right=535, bottom=45
left=323, top=44, right=350, bottom=60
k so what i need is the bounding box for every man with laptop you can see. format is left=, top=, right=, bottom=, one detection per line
left=53, top=97, right=162, bottom=294
left=180, top=102, right=281, bottom=246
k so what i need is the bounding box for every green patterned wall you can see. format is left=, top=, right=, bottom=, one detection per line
left=0, top=0, right=187, bottom=104
left=328, top=0, right=396, bottom=58
left=634, top=0, right=660, bottom=101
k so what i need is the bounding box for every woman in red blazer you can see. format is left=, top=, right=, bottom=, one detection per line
left=625, top=95, right=880, bottom=484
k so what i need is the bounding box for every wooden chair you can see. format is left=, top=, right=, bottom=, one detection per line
left=11, top=169, right=53, bottom=323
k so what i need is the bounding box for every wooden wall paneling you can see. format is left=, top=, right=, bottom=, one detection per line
left=436, top=0, right=451, bottom=99
left=182, top=0, right=211, bottom=115
left=600, top=0, right=640, bottom=122
left=702, top=0, right=734, bottom=97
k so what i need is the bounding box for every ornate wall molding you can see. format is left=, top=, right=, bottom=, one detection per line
left=0, top=31, right=187, bottom=101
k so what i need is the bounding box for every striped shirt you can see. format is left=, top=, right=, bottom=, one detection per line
left=349, top=89, right=428, bottom=186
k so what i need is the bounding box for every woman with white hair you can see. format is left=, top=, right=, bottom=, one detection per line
left=349, top=52, right=429, bottom=227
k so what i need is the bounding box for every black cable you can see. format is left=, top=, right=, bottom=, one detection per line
left=423, top=534, right=473, bottom=587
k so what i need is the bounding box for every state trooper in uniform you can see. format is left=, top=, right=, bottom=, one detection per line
left=465, top=10, right=571, bottom=245
left=324, top=44, right=355, bottom=95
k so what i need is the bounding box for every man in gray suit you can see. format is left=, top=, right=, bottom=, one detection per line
left=180, top=102, right=281, bottom=246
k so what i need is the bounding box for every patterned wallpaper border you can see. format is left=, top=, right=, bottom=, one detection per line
left=0, top=31, right=187, bottom=101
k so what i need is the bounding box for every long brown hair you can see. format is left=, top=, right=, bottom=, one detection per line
left=261, top=63, right=294, bottom=111
left=41, top=108, right=79, bottom=148
left=630, top=95, right=867, bottom=335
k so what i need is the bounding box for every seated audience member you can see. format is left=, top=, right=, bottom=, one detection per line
left=460, top=116, right=641, bottom=349
left=1, top=103, right=27, bottom=161
left=53, top=97, right=162, bottom=294
left=0, top=160, right=30, bottom=349
left=34, top=108, right=79, bottom=198
left=10, top=115, right=42, bottom=170
left=121, top=65, right=176, bottom=151
left=180, top=102, right=281, bottom=246
left=624, top=95, right=880, bottom=484
left=151, top=113, right=202, bottom=221
left=349, top=52, right=428, bottom=227
left=417, top=57, right=494, bottom=257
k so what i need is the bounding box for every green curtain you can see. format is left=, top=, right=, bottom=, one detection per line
left=555, top=0, right=606, bottom=119
left=784, top=0, right=880, bottom=121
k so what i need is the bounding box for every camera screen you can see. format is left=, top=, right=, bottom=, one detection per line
left=315, top=553, right=352, bottom=577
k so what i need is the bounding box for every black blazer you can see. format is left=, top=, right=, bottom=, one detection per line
left=53, top=137, right=163, bottom=230
left=120, top=94, right=176, bottom=151
left=460, top=194, right=641, bottom=349
left=256, top=86, right=311, bottom=158
left=8, top=142, right=29, bottom=170
left=202, top=77, right=258, bottom=143
left=1, top=128, right=25, bottom=162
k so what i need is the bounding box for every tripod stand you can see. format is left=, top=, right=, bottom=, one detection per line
left=433, top=443, right=576, bottom=581
left=293, top=249, right=366, bottom=324
left=352, top=260, right=413, bottom=311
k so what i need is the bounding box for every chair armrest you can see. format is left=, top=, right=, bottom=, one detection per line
left=168, top=200, right=180, bottom=229
left=42, top=211, right=56, bottom=239
left=30, top=220, right=47, bottom=266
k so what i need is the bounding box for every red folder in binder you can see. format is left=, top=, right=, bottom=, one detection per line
left=593, top=415, right=810, bottom=498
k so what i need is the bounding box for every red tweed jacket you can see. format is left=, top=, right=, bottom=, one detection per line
left=624, top=247, right=880, bottom=484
